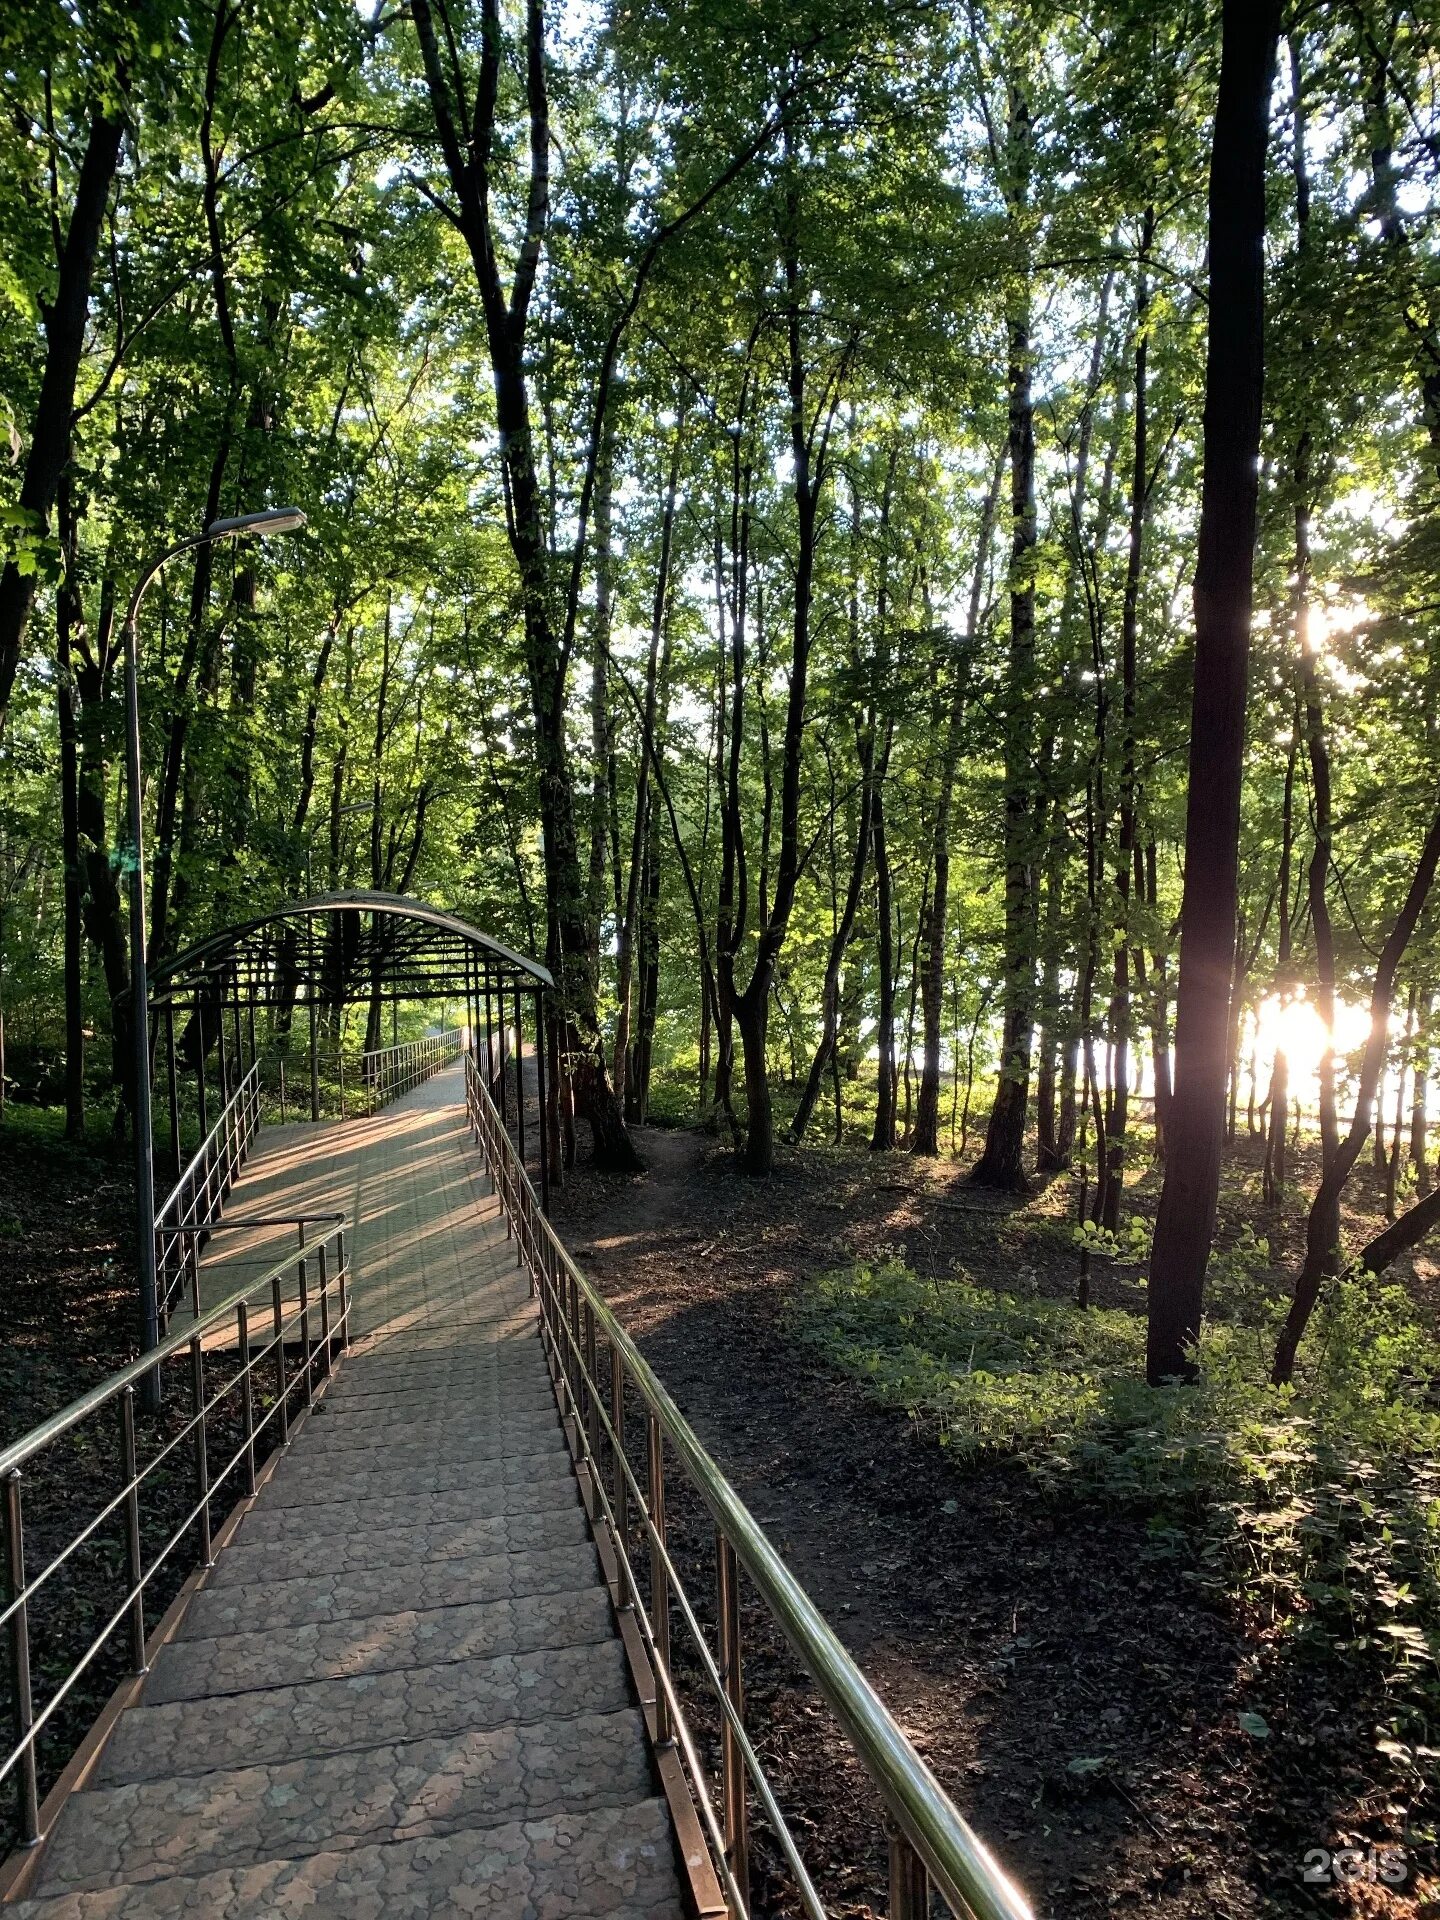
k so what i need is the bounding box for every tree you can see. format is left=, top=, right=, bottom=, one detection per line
left=1145, top=0, right=1281, bottom=1384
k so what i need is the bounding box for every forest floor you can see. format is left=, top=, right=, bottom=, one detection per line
left=552, top=1106, right=1437, bottom=1920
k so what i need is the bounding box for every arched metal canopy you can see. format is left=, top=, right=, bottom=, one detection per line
left=149, top=890, right=552, bottom=1012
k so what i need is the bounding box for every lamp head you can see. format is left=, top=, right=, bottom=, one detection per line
left=206, top=506, right=307, bottom=539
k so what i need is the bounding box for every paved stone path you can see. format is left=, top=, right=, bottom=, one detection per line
left=13, top=1067, right=683, bottom=1918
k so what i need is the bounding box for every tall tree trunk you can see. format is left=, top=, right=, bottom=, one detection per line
left=1147, top=0, right=1280, bottom=1384
left=1264, top=718, right=1299, bottom=1203
left=616, top=417, right=684, bottom=1110
left=1036, top=263, right=1117, bottom=1171
left=1142, top=840, right=1173, bottom=1152
left=633, top=805, right=662, bottom=1121
left=870, top=736, right=898, bottom=1151
left=588, top=415, right=615, bottom=963
left=412, top=0, right=639, bottom=1169
left=1101, top=209, right=1155, bottom=1229
left=0, top=104, right=125, bottom=725
left=790, top=736, right=875, bottom=1143
left=914, top=449, right=1003, bottom=1155
left=56, top=493, right=87, bottom=1138
left=973, top=83, right=1039, bottom=1190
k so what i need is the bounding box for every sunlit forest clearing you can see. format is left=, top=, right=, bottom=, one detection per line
left=2, top=0, right=1440, bottom=1913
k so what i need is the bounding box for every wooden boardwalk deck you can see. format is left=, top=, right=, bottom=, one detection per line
left=11, top=1066, right=683, bottom=1919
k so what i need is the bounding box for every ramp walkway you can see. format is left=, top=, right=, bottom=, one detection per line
left=9, top=1064, right=683, bottom=1918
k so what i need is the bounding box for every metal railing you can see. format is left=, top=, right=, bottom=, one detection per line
left=362, top=1028, right=465, bottom=1114
left=462, top=1049, right=1032, bottom=1920
left=0, top=1214, right=349, bottom=1850
left=154, top=1060, right=262, bottom=1327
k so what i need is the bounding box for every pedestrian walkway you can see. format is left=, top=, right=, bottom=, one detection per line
left=9, top=1066, right=683, bottom=1918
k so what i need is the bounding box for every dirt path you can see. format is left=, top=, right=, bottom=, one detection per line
left=554, top=1122, right=1416, bottom=1920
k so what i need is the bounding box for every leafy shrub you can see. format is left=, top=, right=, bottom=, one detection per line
left=795, top=1256, right=1440, bottom=1748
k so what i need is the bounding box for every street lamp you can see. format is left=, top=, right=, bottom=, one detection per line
left=123, top=506, right=307, bottom=1398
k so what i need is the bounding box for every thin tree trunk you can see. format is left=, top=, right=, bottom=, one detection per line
left=973, top=84, right=1039, bottom=1191
left=914, top=448, right=1003, bottom=1154
left=616, top=417, right=684, bottom=1110
left=1275, top=808, right=1440, bottom=1380
left=1101, top=209, right=1155, bottom=1230
left=1263, top=718, right=1299, bottom=1203
left=1411, top=991, right=1431, bottom=1196
left=56, top=495, right=87, bottom=1138
left=1386, top=985, right=1416, bottom=1221
left=588, top=415, right=615, bottom=965
left=870, top=740, right=898, bottom=1150
left=790, top=740, right=875, bottom=1142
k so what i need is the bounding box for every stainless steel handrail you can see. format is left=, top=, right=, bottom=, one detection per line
left=0, top=1217, right=351, bottom=1847
left=361, top=1028, right=464, bottom=1114
left=153, top=1060, right=262, bottom=1324
left=463, top=1049, right=1032, bottom=1920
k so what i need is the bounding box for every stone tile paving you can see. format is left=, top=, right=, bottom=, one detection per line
left=233, top=1476, right=580, bottom=1546
left=182, top=1539, right=602, bottom=1639
left=10, top=1800, right=681, bottom=1918
left=205, top=1503, right=591, bottom=1586
left=145, top=1588, right=615, bottom=1704
left=15, top=1068, right=682, bottom=1918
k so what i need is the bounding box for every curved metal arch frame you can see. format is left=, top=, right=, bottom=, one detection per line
left=148, top=890, right=553, bottom=1013
left=144, top=890, right=555, bottom=1232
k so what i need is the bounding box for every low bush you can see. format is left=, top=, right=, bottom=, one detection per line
left=795, top=1253, right=1440, bottom=1765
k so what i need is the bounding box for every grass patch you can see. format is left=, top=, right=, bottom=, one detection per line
left=795, top=1254, right=1440, bottom=1772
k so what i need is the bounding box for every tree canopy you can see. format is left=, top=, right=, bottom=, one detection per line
left=4, top=0, right=1440, bottom=1385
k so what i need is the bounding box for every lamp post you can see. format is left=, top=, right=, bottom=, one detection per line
left=124, top=507, right=306, bottom=1403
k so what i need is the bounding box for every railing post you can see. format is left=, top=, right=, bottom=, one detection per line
left=190, top=1331, right=212, bottom=1566
left=888, top=1833, right=929, bottom=1920
left=272, top=1270, right=290, bottom=1444
left=297, top=1222, right=313, bottom=1410
left=317, top=1240, right=332, bottom=1375
left=610, top=1346, right=630, bottom=1606
left=237, top=1301, right=257, bottom=1496
left=716, top=1532, right=750, bottom=1909
left=119, top=1388, right=145, bottom=1671
left=337, top=1228, right=350, bottom=1350
left=584, top=1301, right=600, bottom=1460
left=647, top=1413, right=672, bottom=1746
left=566, top=1269, right=582, bottom=1422
left=4, top=1469, right=39, bottom=1846
left=279, top=1058, right=287, bottom=1124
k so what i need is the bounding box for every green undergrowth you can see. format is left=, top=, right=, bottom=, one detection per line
left=795, top=1252, right=1440, bottom=1764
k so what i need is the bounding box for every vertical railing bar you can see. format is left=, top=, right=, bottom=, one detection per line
left=611, top=1345, right=631, bottom=1607
left=584, top=1302, right=600, bottom=1459
left=190, top=1331, right=212, bottom=1566
left=888, top=1834, right=929, bottom=1920
left=272, top=1271, right=289, bottom=1445
left=337, top=1229, right=350, bottom=1350
left=119, top=1388, right=145, bottom=1672
left=297, top=1222, right=312, bottom=1409
left=237, top=1300, right=257, bottom=1496
left=717, top=1531, right=750, bottom=1910
left=647, top=1412, right=672, bottom=1746
left=317, top=1241, right=331, bottom=1376
left=4, top=1470, right=39, bottom=1846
